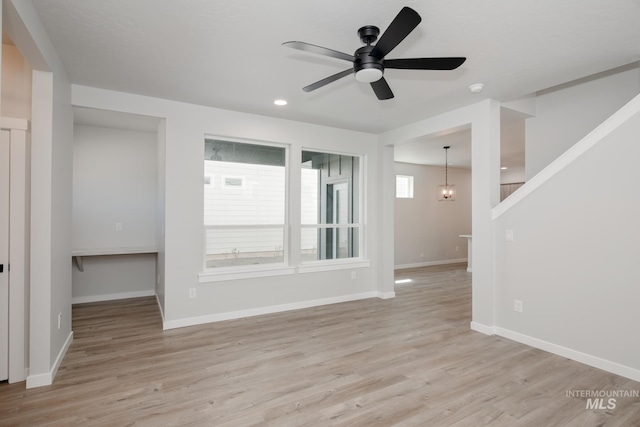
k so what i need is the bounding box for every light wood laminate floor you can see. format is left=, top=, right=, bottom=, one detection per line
left=1, top=264, right=639, bottom=426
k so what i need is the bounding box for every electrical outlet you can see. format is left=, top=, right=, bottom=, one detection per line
left=57, top=313, right=62, bottom=329
left=351, top=271, right=357, bottom=280
left=505, top=229, right=514, bottom=241
left=115, top=222, right=123, bottom=231
left=420, top=253, right=424, bottom=258
left=514, top=299, right=523, bottom=313
left=455, top=246, right=459, bottom=252
left=189, top=288, right=197, bottom=299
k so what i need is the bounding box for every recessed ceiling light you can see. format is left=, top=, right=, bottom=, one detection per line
left=501, top=166, right=508, bottom=170
left=274, top=99, right=287, bottom=106
left=469, top=83, right=484, bottom=94
left=395, top=279, right=412, bottom=284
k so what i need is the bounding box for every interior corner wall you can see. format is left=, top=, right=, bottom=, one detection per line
left=394, top=162, right=471, bottom=268
left=494, top=106, right=640, bottom=376
left=525, top=66, right=640, bottom=180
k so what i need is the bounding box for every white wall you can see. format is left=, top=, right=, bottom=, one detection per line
left=72, top=254, right=156, bottom=304
left=500, top=114, right=525, bottom=184
left=1, top=43, right=31, bottom=119
left=394, top=162, right=471, bottom=268
left=72, top=85, right=385, bottom=327
left=493, top=98, right=640, bottom=379
left=525, top=65, right=640, bottom=179
left=72, top=125, right=157, bottom=251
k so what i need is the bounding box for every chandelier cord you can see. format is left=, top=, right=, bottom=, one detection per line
left=444, top=146, right=449, bottom=187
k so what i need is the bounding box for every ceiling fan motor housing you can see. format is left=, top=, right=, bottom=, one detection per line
left=354, top=45, right=384, bottom=82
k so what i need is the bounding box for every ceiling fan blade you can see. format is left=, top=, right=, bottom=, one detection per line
left=303, top=69, right=354, bottom=92
left=385, top=57, right=466, bottom=70
left=370, top=77, right=394, bottom=100
left=370, top=7, right=421, bottom=59
left=283, top=41, right=355, bottom=62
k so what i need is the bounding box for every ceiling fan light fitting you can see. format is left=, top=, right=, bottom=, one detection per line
left=355, top=68, right=383, bottom=83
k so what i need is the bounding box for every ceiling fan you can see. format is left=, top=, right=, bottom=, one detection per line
left=283, top=7, right=466, bottom=100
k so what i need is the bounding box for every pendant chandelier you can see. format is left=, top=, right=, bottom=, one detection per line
left=437, top=146, right=455, bottom=201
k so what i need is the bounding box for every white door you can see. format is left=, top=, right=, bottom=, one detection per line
left=0, top=130, right=10, bottom=382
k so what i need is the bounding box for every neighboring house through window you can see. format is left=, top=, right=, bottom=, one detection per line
left=203, top=139, right=287, bottom=269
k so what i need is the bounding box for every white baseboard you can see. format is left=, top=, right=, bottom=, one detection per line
left=72, top=289, right=155, bottom=305
left=470, top=321, right=496, bottom=335
left=395, top=258, right=467, bottom=270
left=378, top=291, right=396, bottom=299
left=26, top=331, right=73, bottom=389
left=471, top=323, right=640, bottom=382
left=163, top=291, right=387, bottom=330
left=494, top=327, right=640, bottom=382
left=155, top=293, right=165, bottom=322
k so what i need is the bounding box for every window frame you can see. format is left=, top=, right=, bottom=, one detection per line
left=198, top=140, right=371, bottom=283
left=200, top=136, right=292, bottom=281
left=396, top=174, right=414, bottom=198
left=298, top=148, right=367, bottom=269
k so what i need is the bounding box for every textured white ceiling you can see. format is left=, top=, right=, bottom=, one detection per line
left=28, top=0, right=640, bottom=168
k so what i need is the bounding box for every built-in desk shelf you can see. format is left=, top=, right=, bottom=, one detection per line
left=73, top=247, right=158, bottom=272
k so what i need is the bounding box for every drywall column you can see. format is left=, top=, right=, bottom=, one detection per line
left=470, top=100, right=500, bottom=329
left=28, top=70, right=53, bottom=387
left=378, top=144, right=395, bottom=298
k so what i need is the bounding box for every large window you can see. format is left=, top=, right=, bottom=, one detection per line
left=301, top=151, right=361, bottom=262
left=204, top=139, right=286, bottom=269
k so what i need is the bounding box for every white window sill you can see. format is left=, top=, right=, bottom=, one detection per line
left=199, top=265, right=295, bottom=283
left=199, top=259, right=371, bottom=282
left=297, top=259, right=370, bottom=274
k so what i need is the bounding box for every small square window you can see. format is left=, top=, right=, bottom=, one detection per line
left=396, top=175, right=414, bottom=198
